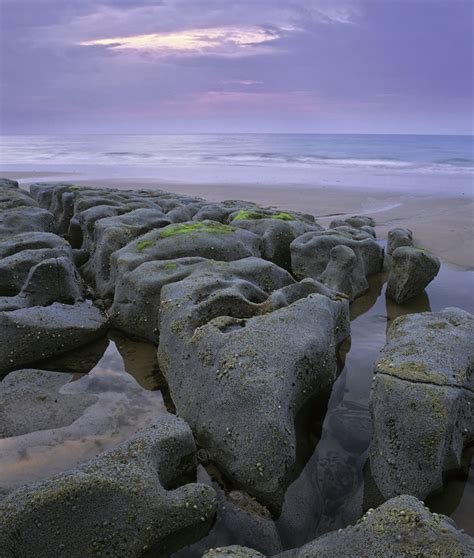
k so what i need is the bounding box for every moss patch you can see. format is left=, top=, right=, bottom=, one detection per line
left=159, top=222, right=234, bottom=238
left=232, top=210, right=294, bottom=221
left=135, top=239, right=155, bottom=253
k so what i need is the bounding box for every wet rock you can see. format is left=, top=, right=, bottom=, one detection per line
left=277, top=495, right=474, bottom=558
left=229, top=210, right=321, bottom=270
left=203, top=547, right=265, bottom=558
left=106, top=220, right=261, bottom=301
left=291, top=229, right=383, bottom=300
left=0, top=369, right=97, bottom=437
left=158, top=257, right=350, bottom=512
left=0, top=178, right=19, bottom=189
left=318, top=245, right=358, bottom=300
left=0, top=415, right=218, bottom=558
left=329, top=215, right=375, bottom=230
left=369, top=308, right=474, bottom=501
left=0, top=301, right=107, bottom=371
left=387, top=227, right=413, bottom=255
left=386, top=246, right=440, bottom=304
left=0, top=256, right=84, bottom=311
left=0, top=232, right=73, bottom=295
left=0, top=206, right=56, bottom=237
left=80, top=208, right=172, bottom=297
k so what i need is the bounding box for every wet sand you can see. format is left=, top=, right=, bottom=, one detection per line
left=4, top=171, right=473, bottom=270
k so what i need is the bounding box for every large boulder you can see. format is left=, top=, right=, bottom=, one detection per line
left=0, top=178, right=19, bottom=189
left=0, top=301, right=107, bottom=372
left=290, top=229, right=383, bottom=300
left=157, top=257, right=350, bottom=512
left=105, top=221, right=261, bottom=301
left=369, top=308, right=474, bottom=501
left=386, top=246, right=440, bottom=304
left=0, top=415, right=217, bottom=558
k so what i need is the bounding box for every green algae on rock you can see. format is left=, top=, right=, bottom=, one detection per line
left=232, top=210, right=295, bottom=221
left=159, top=221, right=235, bottom=238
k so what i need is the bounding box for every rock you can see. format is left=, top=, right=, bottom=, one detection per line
left=387, top=227, right=413, bottom=255
left=277, top=495, right=474, bottom=558
left=317, top=245, right=357, bottom=300
left=0, top=301, right=107, bottom=372
left=229, top=210, right=321, bottom=270
left=386, top=246, right=440, bottom=304
left=203, top=547, right=265, bottom=558
left=0, top=369, right=97, bottom=437
left=0, top=415, right=218, bottom=558
left=157, top=257, right=350, bottom=512
left=80, top=208, right=172, bottom=297
left=106, top=220, right=261, bottom=301
left=0, top=256, right=84, bottom=311
left=369, top=308, right=474, bottom=501
left=0, top=178, right=19, bottom=189
left=0, top=232, right=73, bottom=295
left=329, top=215, right=375, bottom=230
left=0, top=206, right=56, bottom=237
left=290, top=229, right=383, bottom=300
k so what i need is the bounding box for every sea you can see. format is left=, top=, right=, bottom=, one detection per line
left=1, top=133, right=473, bottom=195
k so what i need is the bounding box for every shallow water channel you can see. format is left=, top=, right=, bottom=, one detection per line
left=1, top=261, right=473, bottom=555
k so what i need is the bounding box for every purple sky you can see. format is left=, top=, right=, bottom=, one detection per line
left=1, top=0, right=472, bottom=134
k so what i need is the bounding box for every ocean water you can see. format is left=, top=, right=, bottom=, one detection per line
left=1, top=134, right=473, bottom=195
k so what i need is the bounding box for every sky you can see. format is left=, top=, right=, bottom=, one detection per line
left=0, top=0, right=472, bottom=135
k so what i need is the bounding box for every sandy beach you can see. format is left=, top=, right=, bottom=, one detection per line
left=3, top=170, right=473, bottom=270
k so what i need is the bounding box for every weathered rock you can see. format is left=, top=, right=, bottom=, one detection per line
left=158, top=257, right=350, bottom=512
left=0, top=206, right=56, bottom=237
left=204, top=546, right=265, bottom=558
left=0, top=301, right=107, bottom=371
left=318, top=245, right=358, bottom=300
left=106, top=220, right=261, bottom=301
left=0, top=369, right=97, bottom=437
left=0, top=178, right=19, bottom=189
left=80, top=208, right=172, bottom=296
left=369, top=308, right=474, bottom=501
left=278, top=495, right=474, bottom=557
left=229, top=209, right=321, bottom=270
left=0, top=415, right=218, bottom=558
left=0, top=232, right=73, bottom=295
left=387, top=227, right=413, bottom=255
left=290, top=229, right=383, bottom=300
left=386, top=246, right=440, bottom=304
left=329, top=215, right=375, bottom=230
left=0, top=256, right=84, bottom=311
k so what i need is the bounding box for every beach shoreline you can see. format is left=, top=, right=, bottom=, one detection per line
left=3, top=170, right=473, bottom=270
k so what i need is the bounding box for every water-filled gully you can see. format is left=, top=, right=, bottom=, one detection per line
left=1, top=262, right=472, bottom=554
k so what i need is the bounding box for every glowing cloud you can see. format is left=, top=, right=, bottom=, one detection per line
left=79, top=26, right=287, bottom=57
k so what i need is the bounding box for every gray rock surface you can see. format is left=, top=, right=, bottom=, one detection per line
left=0, top=301, right=107, bottom=371
left=386, top=245, right=440, bottom=304
left=369, top=308, right=474, bottom=501
left=279, top=495, right=474, bottom=558
left=329, top=215, right=375, bottom=230
left=158, top=257, right=350, bottom=512
left=0, top=369, right=97, bottom=437
left=291, top=229, right=383, bottom=300
left=0, top=415, right=217, bottom=558
left=0, top=178, right=19, bottom=189
left=387, top=227, right=413, bottom=255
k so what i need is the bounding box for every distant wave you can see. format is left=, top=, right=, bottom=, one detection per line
left=104, top=151, right=154, bottom=158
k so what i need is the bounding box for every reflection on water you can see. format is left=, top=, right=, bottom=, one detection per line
left=0, top=337, right=166, bottom=493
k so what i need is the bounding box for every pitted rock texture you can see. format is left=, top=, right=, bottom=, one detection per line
left=0, top=415, right=217, bottom=558
left=386, top=245, right=440, bottom=304
left=203, top=496, right=474, bottom=558
left=290, top=228, right=383, bottom=300
left=369, top=308, right=474, bottom=501
left=157, top=257, right=350, bottom=512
